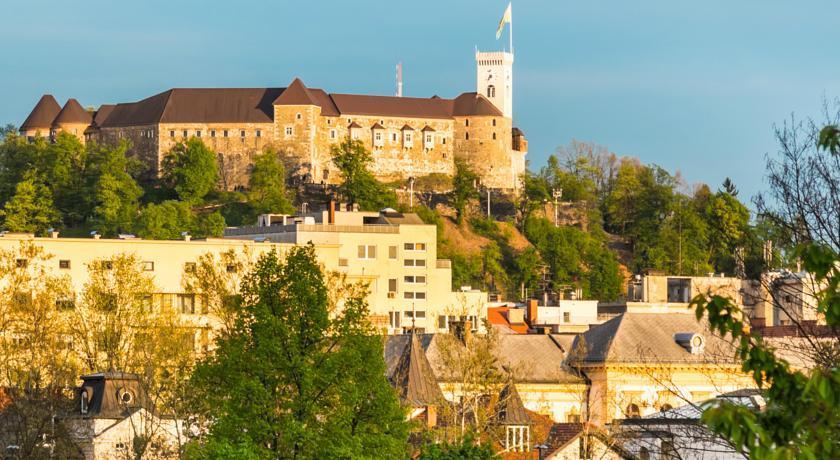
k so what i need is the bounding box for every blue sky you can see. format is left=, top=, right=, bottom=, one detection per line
left=2, top=0, right=839, bottom=201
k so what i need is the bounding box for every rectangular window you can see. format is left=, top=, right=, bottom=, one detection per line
left=338, top=258, right=348, bottom=267
left=563, top=312, right=571, bottom=323
left=285, top=126, right=293, bottom=137
left=183, top=130, right=188, bottom=137
left=404, top=275, right=426, bottom=284
left=170, top=130, right=175, bottom=138
left=142, top=261, right=154, bottom=272
left=403, top=259, right=426, bottom=267
left=59, top=260, right=71, bottom=269
left=492, top=132, right=496, bottom=140
left=667, top=278, right=692, bottom=303
left=465, top=119, right=470, bottom=127
left=256, top=129, right=261, bottom=138
left=403, top=292, right=427, bottom=300
left=210, top=130, right=216, bottom=138
left=351, top=129, right=360, bottom=140
left=330, top=129, right=337, bottom=140
left=389, top=245, right=397, bottom=259
left=388, top=278, right=397, bottom=292
left=196, top=130, right=202, bottom=138
left=178, top=294, right=196, bottom=314
left=404, top=243, right=426, bottom=251
left=357, top=245, right=376, bottom=259
left=223, top=130, right=229, bottom=137
left=374, top=132, right=382, bottom=141
left=240, top=130, right=246, bottom=138
left=391, top=132, right=398, bottom=142
left=404, top=132, right=413, bottom=143
left=404, top=310, right=426, bottom=318
left=465, top=132, right=470, bottom=140
left=389, top=311, right=401, bottom=329
left=425, top=134, right=433, bottom=143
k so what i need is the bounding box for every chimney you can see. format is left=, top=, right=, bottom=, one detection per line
left=50, top=231, right=59, bottom=239
left=527, top=299, right=538, bottom=325
left=425, top=405, right=437, bottom=428
left=328, top=200, right=336, bottom=224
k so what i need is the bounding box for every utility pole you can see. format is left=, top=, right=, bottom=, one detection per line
left=552, top=188, right=563, bottom=227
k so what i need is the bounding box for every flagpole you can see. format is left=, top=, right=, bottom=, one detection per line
left=509, top=1, right=513, bottom=55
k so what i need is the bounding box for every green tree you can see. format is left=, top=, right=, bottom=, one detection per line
left=248, top=150, right=294, bottom=214
left=197, top=211, right=226, bottom=237
left=163, top=137, right=219, bottom=203
left=135, top=200, right=195, bottom=239
left=189, top=245, right=409, bottom=458
left=86, top=142, right=143, bottom=236
left=331, top=138, right=397, bottom=211
left=0, top=173, right=60, bottom=233
left=451, top=158, right=479, bottom=224
left=418, top=434, right=494, bottom=460
left=705, top=191, right=750, bottom=272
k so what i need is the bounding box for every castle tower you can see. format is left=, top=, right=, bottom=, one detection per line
left=475, top=50, right=513, bottom=119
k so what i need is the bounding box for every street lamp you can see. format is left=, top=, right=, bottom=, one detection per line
left=552, top=188, right=563, bottom=227
left=408, top=176, right=416, bottom=209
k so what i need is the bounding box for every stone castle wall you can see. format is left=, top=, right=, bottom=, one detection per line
left=93, top=112, right=522, bottom=191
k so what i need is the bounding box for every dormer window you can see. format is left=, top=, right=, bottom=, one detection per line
left=422, top=126, right=435, bottom=149
left=349, top=122, right=362, bottom=140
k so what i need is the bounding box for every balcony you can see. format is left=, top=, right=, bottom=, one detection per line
left=225, top=223, right=399, bottom=237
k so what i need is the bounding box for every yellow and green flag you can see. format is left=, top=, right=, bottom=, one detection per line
left=496, top=2, right=512, bottom=40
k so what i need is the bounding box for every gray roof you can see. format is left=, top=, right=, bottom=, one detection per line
left=389, top=333, right=444, bottom=406
left=385, top=333, right=583, bottom=385
left=496, top=382, right=530, bottom=425
left=571, top=312, right=738, bottom=365
left=497, top=334, right=585, bottom=384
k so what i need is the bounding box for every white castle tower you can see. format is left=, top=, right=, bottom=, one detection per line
left=475, top=50, right=513, bottom=119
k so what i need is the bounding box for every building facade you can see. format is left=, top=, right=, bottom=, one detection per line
left=20, top=53, right=527, bottom=191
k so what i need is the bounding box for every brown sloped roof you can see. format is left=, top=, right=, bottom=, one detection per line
left=348, top=121, right=362, bottom=129
left=571, top=312, right=738, bottom=365
left=452, top=92, right=503, bottom=116
left=330, top=93, right=454, bottom=119
left=92, top=104, right=115, bottom=127
left=272, top=78, right=318, bottom=106
left=370, top=122, right=385, bottom=130
left=400, top=124, right=414, bottom=131
left=53, top=98, right=92, bottom=126
left=389, top=333, right=444, bottom=407
left=496, top=382, right=530, bottom=425
left=421, top=125, right=436, bottom=132
left=20, top=94, right=61, bottom=130
left=307, top=88, right=340, bottom=116
left=102, top=88, right=283, bottom=127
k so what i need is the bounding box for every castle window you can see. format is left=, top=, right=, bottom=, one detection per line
left=183, top=130, right=188, bottom=137
left=196, top=130, right=201, bottom=138
left=240, top=130, right=246, bottom=138
left=442, top=137, right=446, bottom=145
left=487, top=85, right=496, bottom=98
left=330, top=129, right=337, bottom=140
left=59, top=260, right=71, bottom=269
left=223, top=130, right=229, bottom=138
left=210, top=130, right=216, bottom=137
left=465, top=119, right=469, bottom=127
left=391, top=132, right=398, bottom=143
left=285, top=126, right=293, bottom=137
left=424, top=134, right=434, bottom=148
left=465, top=132, right=470, bottom=140
left=403, top=132, right=413, bottom=146
left=296, top=113, right=302, bottom=120
left=492, top=132, right=496, bottom=140
left=256, top=129, right=261, bottom=138
left=492, top=118, right=497, bottom=127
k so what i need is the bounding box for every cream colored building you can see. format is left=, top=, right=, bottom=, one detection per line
left=0, top=208, right=486, bottom=345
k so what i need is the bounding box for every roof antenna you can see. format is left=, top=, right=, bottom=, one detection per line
left=396, top=61, right=403, bottom=97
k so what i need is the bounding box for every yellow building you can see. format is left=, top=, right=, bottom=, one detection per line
left=570, top=311, right=754, bottom=426
left=0, top=207, right=486, bottom=348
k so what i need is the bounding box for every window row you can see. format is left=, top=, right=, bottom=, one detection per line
left=169, top=129, right=261, bottom=139
left=358, top=245, right=428, bottom=260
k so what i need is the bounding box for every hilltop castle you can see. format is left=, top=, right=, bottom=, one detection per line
left=19, top=51, right=526, bottom=191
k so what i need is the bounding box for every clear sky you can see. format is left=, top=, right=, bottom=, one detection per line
left=2, top=0, right=839, bottom=201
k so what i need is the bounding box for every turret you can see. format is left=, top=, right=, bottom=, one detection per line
left=19, top=94, right=61, bottom=140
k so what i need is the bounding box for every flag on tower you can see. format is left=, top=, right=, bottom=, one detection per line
left=496, top=2, right=512, bottom=40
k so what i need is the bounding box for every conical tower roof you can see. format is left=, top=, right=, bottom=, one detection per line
left=20, top=94, right=61, bottom=130
left=272, top=78, right=318, bottom=106
left=53, top=98, right=92, bottom=126
left=496, top=382, right=530, bottom=425
left=391, top=333, right=443, bottom=407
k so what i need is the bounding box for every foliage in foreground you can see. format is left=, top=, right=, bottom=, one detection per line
left=187, top=245, right=409, bottom=458
left=418, top=434, right=494, bottom=460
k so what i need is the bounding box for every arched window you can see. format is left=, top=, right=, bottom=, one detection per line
left=487, top=85, right=496, bottom=98
left=626, top=403, right=640, bottom=418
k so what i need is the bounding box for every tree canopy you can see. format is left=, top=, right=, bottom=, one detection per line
left=331, top=138, right=398, bottom=211
left=188, top=245, right=409, bottom=458
left=162, top=137, right=219, bottom=203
